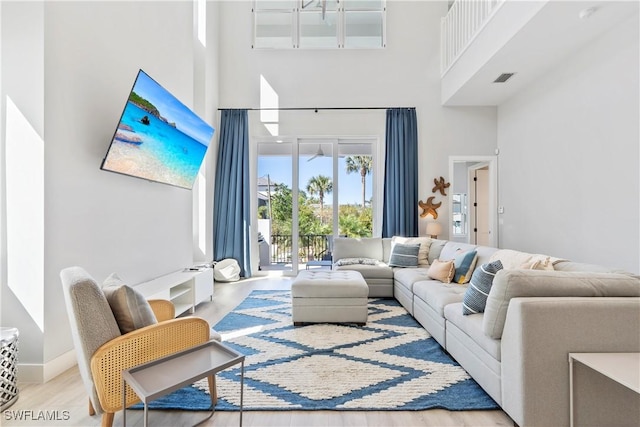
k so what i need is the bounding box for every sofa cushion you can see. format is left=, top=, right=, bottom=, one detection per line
left=483, top=270, right=640, bottom=339
left=444, top=302, right=501, bottom=362
left=333, top=237, right=383, bottom=262
left=427, top=259, right=455, bottom=283
left=102, top=273, right=157, bottom=334
left=428, top=239, right=447, bottom=264
left=393, top=267, right=430, bottom=293
left=473, top=246, right=500, bottom=271
left=382, top=238, right=393, bottom=263
left=389, top=243, right=421, bottom=268
left=453, top=250, right=479, bottom=284
left=392, top=236, right=432, bottom=266
left=413, top=280, right=467, bottom=317
left=462, top=260, right=503, bottom=315
left=334, top=263, right=394, bottom=280
left=553, top=261, right=618, bottom=273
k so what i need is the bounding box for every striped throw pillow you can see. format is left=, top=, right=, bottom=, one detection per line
left=462, top=260, right=503, bottom=315
left=388, top=243, right=421, bottom=268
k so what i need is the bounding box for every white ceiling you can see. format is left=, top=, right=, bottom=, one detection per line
left=442, top=0, right=640, bottom=106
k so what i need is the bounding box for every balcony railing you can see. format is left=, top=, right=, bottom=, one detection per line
left=441, top=0, right=505, bottom=75
left=270, top=234, right=331, bottom=264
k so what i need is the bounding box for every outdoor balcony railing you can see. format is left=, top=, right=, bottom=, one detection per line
left=441, top=0, right=505, bottom=75
left=270, top=234, right=331, bottom=264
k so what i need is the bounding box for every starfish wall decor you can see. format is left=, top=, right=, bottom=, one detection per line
left=418, top=196, right=442, bottom=219
left=432, top=176, right=450, bottom=196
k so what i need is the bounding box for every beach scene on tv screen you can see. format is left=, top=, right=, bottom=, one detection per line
left=102, top=70, right=214, bottom=189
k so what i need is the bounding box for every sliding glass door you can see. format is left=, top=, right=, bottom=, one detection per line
left=257, top=142, right=294, bottom=274
left=257, top=137, right=375, bottom=274
left=299, top=139, right=334, bottom=267
left=338, top=141, right=374, bottom=238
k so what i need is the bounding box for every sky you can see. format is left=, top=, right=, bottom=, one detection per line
left=258, top=155, right=373, bottom=206
left=128, top=70, right=215, bottom=146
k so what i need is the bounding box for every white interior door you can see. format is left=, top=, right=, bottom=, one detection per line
left=474, top=167, right=490, bottom=246
left=449, top=156, right=497, bottom=247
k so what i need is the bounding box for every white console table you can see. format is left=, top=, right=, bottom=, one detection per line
left=133, top=268, right=214, bottom=317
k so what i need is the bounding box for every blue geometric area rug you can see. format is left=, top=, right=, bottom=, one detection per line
left=137, top=290, right=498, bottom=411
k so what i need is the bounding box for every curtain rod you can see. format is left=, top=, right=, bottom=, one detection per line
left=218, top=107, right=415, bottom=112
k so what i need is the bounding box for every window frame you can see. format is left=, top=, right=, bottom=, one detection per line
left=252, top=0, right=386, bottom=49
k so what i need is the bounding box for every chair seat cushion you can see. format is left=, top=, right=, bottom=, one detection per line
left=103, top=273, right=157, bottom=334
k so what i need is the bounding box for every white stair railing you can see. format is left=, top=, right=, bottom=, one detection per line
left=441, top=0, right=506, bottom=76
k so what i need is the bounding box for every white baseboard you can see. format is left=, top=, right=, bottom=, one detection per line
left=18, top=350, right=77, bottom=384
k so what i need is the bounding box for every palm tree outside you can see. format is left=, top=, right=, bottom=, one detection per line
left=306, top=175, right=333, bottom=222
left=345, top=155, right=373, bottom=208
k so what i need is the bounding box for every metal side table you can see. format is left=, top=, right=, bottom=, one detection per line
left=122, top=340, right=245, bottom=427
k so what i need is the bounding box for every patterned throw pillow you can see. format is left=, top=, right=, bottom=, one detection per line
left=462, top=260, right=503, bottom=315
left=388, top=243, right=421, bottom=268
left=391, top=236, right=432, bottom=266
left=453, top=250, right=479, bottom=284
left=336, top=258, right=379, bottom=266
left=427, top=259, right=456, bottom=283
left=103, top=273, right=157, bottom=334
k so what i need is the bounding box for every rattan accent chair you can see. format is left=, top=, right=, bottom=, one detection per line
left=61, top=266, right=216, bottom=427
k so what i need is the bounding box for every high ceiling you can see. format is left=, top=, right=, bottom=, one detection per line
left=442, top=0, right=639, bottom=106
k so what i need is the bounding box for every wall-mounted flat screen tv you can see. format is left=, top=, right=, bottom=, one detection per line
left=100, top=69, right=215, bottom=190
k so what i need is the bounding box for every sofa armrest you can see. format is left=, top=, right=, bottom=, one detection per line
left=501, top=297, right=640, bottom=427
left=90, top=317, right=211, bottom=413
left=484, top=270, right=640, bottom=339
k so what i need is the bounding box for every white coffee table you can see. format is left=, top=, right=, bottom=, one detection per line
left=568, top=352, right=640, bottom=427
left=122, top=340, right=245, bottom=427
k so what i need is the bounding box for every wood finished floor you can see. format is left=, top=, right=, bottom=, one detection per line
left=5, top=275, right=514, bottom=427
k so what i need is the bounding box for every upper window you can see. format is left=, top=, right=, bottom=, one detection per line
left=253, top=0, right=386, bottom=49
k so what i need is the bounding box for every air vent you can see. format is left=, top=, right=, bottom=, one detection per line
left=493, top=73, right=516, bottom=83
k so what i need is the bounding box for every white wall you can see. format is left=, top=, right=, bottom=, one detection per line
left=1, top=0, right=216, bottom=381
left=193, top=0, right=220, bottom=263
left=0, top=0, right=45, bottom=374
left=497, top=13, right=639, bottom=273
left=218, top=0, right=497, bottom=240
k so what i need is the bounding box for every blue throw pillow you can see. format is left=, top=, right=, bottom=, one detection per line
left=388, top=243, right=421, bottom=268
left=462, top=260, right=503, bottom=315
left=453, top=250, right=478, bottom=284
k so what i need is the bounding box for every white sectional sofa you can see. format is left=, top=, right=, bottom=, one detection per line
left=331, top=237, right=640, bottom=427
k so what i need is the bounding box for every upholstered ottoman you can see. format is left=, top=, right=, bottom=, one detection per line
left=291, top=270, right=368, bottom=325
